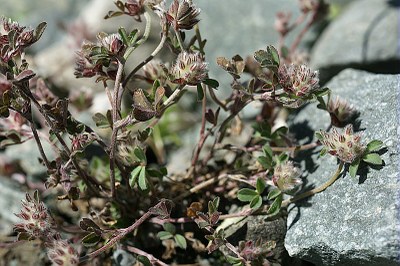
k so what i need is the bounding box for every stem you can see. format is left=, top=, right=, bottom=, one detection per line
left=109, top=61, right=125, bottom=198
left=80, top=201, right=165, bottom=262
left=191, top=84, right=207, bottom=169
left=282, top=162, right=344, bottom=207
left=173, top=173, right=227, bottom=201
left=29, top=121, right=51, bottom=169
left=290, top=15, right=314, bottom=53
left=21, top=89, right=101, bottom=193
left=175, top=30, right=185, bottom=51
left=160, top=84, right=185, bottom=109
left=124, top=246, right=168, bottom=266
left=122, top=33, right=167, bottom=88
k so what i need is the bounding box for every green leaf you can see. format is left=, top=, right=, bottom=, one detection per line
left=134, top=147, right=147, bottom=164
left=174, top=234, right=187, bottom=249
left=137, top=255, right=152, bottom=266
left=267, top=194, right=282, bottom=215
left=129, top=165, right=143, bottom=187
left=257, top=156, right=272, bottom=169
left=366, top=140, right=384, bottom=152
left=138, top=166, right=148, bottom=190
left=267, top=45, right=280, bottom=66
left=92, top=113, right=110, bottom=128
left=196, top=83, right=204, bottom=101
left=212, top=197, right=220, bottom=210
left=314, top=87, right=330, bottom=97
left=163, top=223, right=176, bottom=234
left=277, top=153, right=289, bottom=163
left=226, top=255, right=243, bottom=265
left=33, top=21, right=47, bottom=42
left=263, top=144, right=273, bottom=160
left=81, top=232, right=101, bottom=247
left=237, top=188, right=258, bottom=202
left=315, top=131, right=323, bottom=141
left=349, top=158, right=360, bottom=178
left=250, top=195, right=262, bottom=210
left=157, top=231, right=173, bottom=240
left=256, top=178, right=266, bottom=194
left=267, top=188, right=282, bottom=200
left=319, top=147, right=328, bottom=157
left=203, top=78, right=219, bottom=89
left=362, top=153, right=383, bottom=165
left=118, top=27, right=129, bottom=46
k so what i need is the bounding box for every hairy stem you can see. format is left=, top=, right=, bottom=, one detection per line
left=191, top=84, right=207, bottom=169
left=124, top=246, right=168, bottom=266
left=80, top=201, right=166, bottom=262
left=29, top=120, right=51, bottom=169
left=282, top=161, right=344, bottom=207
left=109, top=61, right=125, bottom=198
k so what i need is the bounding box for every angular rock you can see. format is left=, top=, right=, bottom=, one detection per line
left=285, top=69, right=400, bottom=265
left=310, top=0, right=400, bottom=84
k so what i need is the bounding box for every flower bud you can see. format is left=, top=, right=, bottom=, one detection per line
left=327, top=96, right=357, bottom=127
left=272, top=161, right=302, bottom=194
left=98, top=33, right=125, bottom=56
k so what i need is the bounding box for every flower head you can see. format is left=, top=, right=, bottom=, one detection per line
left=327, top=96, right=358, bottom=127
left=47, top=239, right=79, bottom=266
left=14, top=191, right=53, bottom=239
left=272, top=161, right=302, bottom=194
left=318, top=124, right=365, bottom=163
left=170, top=51, right=208, bottom=85
left=98, top=33, right=126, bottom=56
left=167, top=0, right=200, bottom=31
left=277, top=63, right=319, bottom=108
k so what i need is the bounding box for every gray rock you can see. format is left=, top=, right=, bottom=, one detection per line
left=197, top=0, right=317, bottom=97
left=285, top=69, right=400, bottom=265
left=310, top=0, right=400, bottom=84
left=0, top=177, right=25, bottom=235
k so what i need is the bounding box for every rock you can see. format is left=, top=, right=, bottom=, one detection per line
left=310, top=0, right=400, bottom=84
left=197, top=0, right=321, bottom=97
left=0, top=177, right=26, bottom=235
left=285, top=69, right=400, bottom=265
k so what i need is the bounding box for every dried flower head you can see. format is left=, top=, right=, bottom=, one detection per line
left=272, top=161, right=302, bottom=194
left=277, top=63, right=319, bottom=108
left=167, top=0, right=200, bottom=31
left=327, top=96, right=358, bottom=127
left=318, top=124, right=365, bottom=163
left=170, top=51, right=208, bottom=85
left=47, top=239, right=79, bottom=266
left=14, top=191, right=53, bottom=239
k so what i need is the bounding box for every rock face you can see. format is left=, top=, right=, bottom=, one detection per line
left=285, top=69, right=400, bottom=265
left=310, top=0, right=400, bottom=84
